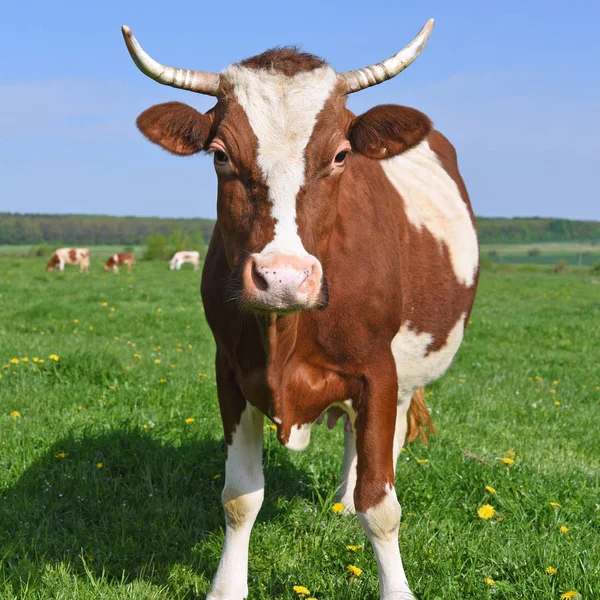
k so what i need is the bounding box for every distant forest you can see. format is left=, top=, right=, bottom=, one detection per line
left=0, top=213, right=599, bottom=246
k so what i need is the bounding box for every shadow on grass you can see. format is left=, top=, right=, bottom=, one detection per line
left=0, top=428, right=307, bottom=596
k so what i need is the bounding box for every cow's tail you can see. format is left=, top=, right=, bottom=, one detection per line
left=406, top=387, right=436, bottom=444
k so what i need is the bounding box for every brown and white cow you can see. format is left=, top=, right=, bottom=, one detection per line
left=123, top=18, right=479, bottom=600
left=104, top=253, right=136, bottom=273
left=170, top=250, right=200, bottom=271
left=46, top=248, right=90, bottom=273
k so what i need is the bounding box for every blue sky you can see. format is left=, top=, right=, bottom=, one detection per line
left=1, top=1, right=598, bottom=220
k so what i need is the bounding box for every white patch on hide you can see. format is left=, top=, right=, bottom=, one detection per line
left=381, top=140, right=479, bottom=287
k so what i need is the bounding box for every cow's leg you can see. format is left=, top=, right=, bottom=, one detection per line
left=393, top=391, right=412, bottom=472
left=355, top=367, right=415, bottom=600
left=208, top=361, right=264, bottom=600
left=337, top=424, right=357, bottom=513
left=113, top=265, right=119, bottom=273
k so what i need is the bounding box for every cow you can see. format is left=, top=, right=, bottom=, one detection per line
left=170, top=250, right=200, bottom=271
left=104, top=253, right=136, bottom=273
left=46, top=248, right=90, bottom=273
left=123, top=18, right=479, bottom=600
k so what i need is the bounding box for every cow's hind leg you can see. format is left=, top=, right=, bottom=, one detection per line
left=355, top=362, right=415, bottom=600
left=337, top=421, right=357, bottom=513
left=208, top=361, right=264, bottom=600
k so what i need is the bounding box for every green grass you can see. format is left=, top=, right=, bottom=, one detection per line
left=1, top=257, right=599, bottom=600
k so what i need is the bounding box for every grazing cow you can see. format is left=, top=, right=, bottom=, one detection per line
left=104, top=253, right=136, bottom=273
left=46, top=248, right=90, bottom=273
left=170, top=250, right=200, bottom=271
left=123, top=18, right=479, bottom=600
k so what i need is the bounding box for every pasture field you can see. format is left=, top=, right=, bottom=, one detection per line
left=1, top=256, right=599, bottom=600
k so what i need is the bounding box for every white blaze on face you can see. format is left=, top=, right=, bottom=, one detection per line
left=381, top=140, right=479, bottom=287
left=223, top=64, right=338, bottom=257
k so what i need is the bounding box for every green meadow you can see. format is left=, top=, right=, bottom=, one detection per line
left=0, top=256, right=598, bottom=599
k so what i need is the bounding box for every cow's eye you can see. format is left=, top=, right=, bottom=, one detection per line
left=334, top=151, right=347, bottom=164
left=214, top=150, right=229, bottom=164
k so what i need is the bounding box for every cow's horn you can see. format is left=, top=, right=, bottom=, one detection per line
left=338, top=19, right=434, bottom=94
left=121, top=25, right=220, bottom=96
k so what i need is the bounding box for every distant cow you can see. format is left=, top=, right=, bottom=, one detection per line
left=46, top=248, right=90, bottom=273
left=104, top=253, right=136, bottom=273
left=170, top=250, right=200, bottom=271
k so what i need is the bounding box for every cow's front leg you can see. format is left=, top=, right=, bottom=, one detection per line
left=208, top=371, right=264, bottom=600
left=355, top=372, right=415, bottom=600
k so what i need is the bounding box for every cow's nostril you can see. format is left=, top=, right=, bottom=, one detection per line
left=251, top=263, right=269, bottom=291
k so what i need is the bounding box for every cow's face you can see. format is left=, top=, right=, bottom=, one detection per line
left=134, top=50, right=431, bottom=313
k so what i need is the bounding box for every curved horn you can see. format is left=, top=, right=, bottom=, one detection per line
left=338, top=19, right=434, bottom=94
left=121, top=25, right=220, bottom=96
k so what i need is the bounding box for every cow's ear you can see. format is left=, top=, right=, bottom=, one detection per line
left=348, top=105, right=432, bottom=160
left=136, top=102, right=214, bottom=156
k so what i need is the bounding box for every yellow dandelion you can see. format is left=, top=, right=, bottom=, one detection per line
left=159, top=379, right=167, bottom=384
left=484, top=578, right=495, bottom=585
left=11, top=410, right=21, bottom=419
left=21, top=357, right=29, bottom=363
left=101, top=302, right=108, bottom=307
left=38, top=359, right=44, bottom=364
left=497, top=516, right=504, bottom=522
left=306, top=598, right=317, bottom=600
left=347, top=565, right=362, bottom=577
left=49, top=354, right=59, bottom=361
left=156, top=308, right=162, bottom=313
left=552, top=380, right=559, bottom=385
left=485, top=486, right=496, bottom=494
left=154, top=359, right=161, bottom=364
left=78, top=406, right=86, bottom=411
left=110, top=307, right=116, bottom=312
left=134, top=353, right=141, bottom=359
left=487, top=387, right=493, bottom=391
left=459, top=378, right=466, bottom=384
left=560, top=592, right=579, bottom=600
left=55, top=452, right=68, bottom=459
left=199, top=372, right=208, bottom=377
left=550, top=501, right=561, bottom=508
left=332, top=503, right=345, bottom=514
left=416, top=458, right=429, bottom=465
left=546, top=566, right=557, bottom=575
left=346, top=545, right=363, bottom=552
left=10, top=358, right=19, bottom=364
left=499, top=457, right=514, bottom=465
left=267, top=424, right=277, bottom=431
left=212, top=474, right=222, bottom=480
left=96, top=462, right=103, bottom=469
left=89, top=326, right=94, bottom=330
left=185, top=417, right=195, bottom=424
left=143, top=424, right=149, bottom=430
left=449, top=376, right=455, bottom=381
left=114, top=336, right=119, bottom=340
left=188, top=344, right=193, bottom=349
left=535, top=375, right=542, bottom=381
left=477, top=504, right=495, bottom=520
left=293, top=586, right=310, bottom=595
left=33, top=357, right=39, bottom=363
left=2, top=364, right=9, bottom=369
left=506, top=449, right=516, bottom=458
left=560, top=525, right=569, bottom=534
left=73, top=319, right=79, bottom=323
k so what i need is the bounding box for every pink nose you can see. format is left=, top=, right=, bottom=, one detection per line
left=242, top=254, right=322, bottom=311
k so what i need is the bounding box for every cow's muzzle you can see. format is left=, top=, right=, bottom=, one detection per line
left=241, top=254, right=323, bottom=313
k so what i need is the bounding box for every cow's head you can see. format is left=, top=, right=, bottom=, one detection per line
left=124, top=21, right=434, bottom=313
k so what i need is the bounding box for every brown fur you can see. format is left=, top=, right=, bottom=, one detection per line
left=104, top=253, right=136, bottom=273
left=348, top=105, right=432, bottom=159
left=406, top=387, right=436, bottom=444
left=46, top=253, right=60, bottom=271
left=240, top=46, right=326, bottom=76
left=137, top=102, right=214, bottom=156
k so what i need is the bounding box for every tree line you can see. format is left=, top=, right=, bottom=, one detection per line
left=1, top=213, right=599, bottom=246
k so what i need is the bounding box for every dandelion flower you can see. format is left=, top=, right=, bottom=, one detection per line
left=21, top=357, right=29, bottom=363
left=346, top=545, right=363, bottom=552
left=38, top=359, right=44, bottom=364
left=560, top=592, right=579, bottom=600
left=484, top=578, right=495, bottom=585
left=143, top=424, right=149, bottom=430
left=73, top=319, right=79, bottom=323
left=134, top=353, right=141, bottom=359
left=49, top=354, right=59, bottom=361
left=78, top=406, right=86, bottom=411
left=267, top=424, right=277, bottom=431
left=347, top=565, right=362, bottom=576
left=499, top=457, right=514, bottom=465
left=185, top=417, right=195, bottom=424
left=477, top=504, right=495, bottom=520
left=212, top=474, right=221, bottom=480
left=332, top=503, right=345, bottom=514
left=188, top=344, right=193, bottom=349
left=101, top=302, right=108, bottom=307
left=159, top=379, right=167, bottom=384
left=55, top=452, right=68, bottom=459
left=10, top=358, right=19, bottom=365
left=546, top=566, right=557, bottom=575
left=416, top=459, right=429, bottom=465
left=506, top=450, right=516, bottom=458
left=199, top=372, right=208, bottom=378
left=293, top=586, right=310, bottom=595
left=156, top=308, right=162, bottom=313
left=96, top=462, right=103, bottom=469
left=154, top=359, right=161, bottom=364
left=560, top=525, right=569, bottom=534
left=485, top=486, right=496, bottom=494
left=550, top=502, right=561, bottom=508
left=11, top=411, right=21, bottom=419
left=33, top=357, right=39, bottom=363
